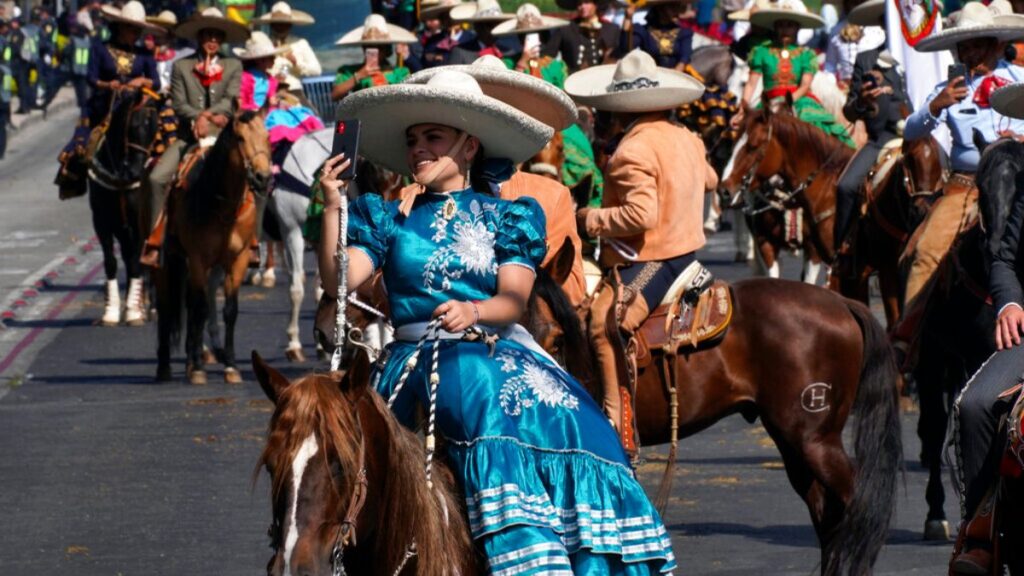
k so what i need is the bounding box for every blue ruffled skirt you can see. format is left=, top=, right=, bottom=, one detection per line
left=374, top=332, right=676, bottom=574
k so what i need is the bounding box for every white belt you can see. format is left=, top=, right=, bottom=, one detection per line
left=393, top=322, right=558, bottom=366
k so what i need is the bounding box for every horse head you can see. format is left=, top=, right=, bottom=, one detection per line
left=252, top=351, right=476, bottom=576
left=522, top=130, right=565, bottom=181
left=719, top=109, right=783, bottom=206
left=122, top=88, right=160, bottom=182
left=233, top=109, right=274, bottom=194
left=91, top=87, right=160, bottom=188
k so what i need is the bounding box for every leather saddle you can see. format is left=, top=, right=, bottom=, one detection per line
left=633, top=262, right=733, bottom=367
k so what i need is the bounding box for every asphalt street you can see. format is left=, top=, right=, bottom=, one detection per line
left=0, top=111, right=959, bottom=575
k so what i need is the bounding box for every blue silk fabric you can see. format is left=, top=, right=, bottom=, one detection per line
left=348, top=189, right=676, bottom=574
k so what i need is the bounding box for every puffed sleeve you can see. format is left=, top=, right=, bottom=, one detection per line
left=345, top=193, right=396, bottom=270
left=495, top=197, right=548, bottom=271
left=748, top=45, right=766, bottom=75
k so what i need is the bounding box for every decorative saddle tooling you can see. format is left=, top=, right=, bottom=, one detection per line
left=633, top=261, right=734, bottom=368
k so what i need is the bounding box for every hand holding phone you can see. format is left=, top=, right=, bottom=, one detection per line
left=331, top=119, right=361, bottom=181
left=365, top=47, right=380, bottom=72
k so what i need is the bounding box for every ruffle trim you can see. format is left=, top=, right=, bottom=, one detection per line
left=448, top=436, right=676, bottom=570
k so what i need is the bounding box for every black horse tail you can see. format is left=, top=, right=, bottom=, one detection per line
left=827, top=301, right=902, bottom=575
left=157, top=250, right=188, bottom=350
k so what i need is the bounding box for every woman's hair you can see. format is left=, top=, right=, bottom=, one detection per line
left=469, top=142, right=490, bottom=192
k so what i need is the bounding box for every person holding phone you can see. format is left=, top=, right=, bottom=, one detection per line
left=316, top=69, right=677, bottom=575
left=894, top=3, right=1024, bottom=573
left=332, top=14, right=417, bottom=100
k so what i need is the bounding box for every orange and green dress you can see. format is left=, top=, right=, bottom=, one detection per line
left=748, top=43, right=854, bottom=148
left=333, top=64, right=410, bottom=93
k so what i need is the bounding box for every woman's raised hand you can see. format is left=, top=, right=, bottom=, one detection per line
left=320, top=153, right=353, bottom=210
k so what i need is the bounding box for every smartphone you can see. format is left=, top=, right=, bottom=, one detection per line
left=331, top=119, right=361, bottom=181
left=524, top=33, right=541, bottom=55
left=365, top=47, right=380, bottom=69
left=948, top=63, right=967, bottom=83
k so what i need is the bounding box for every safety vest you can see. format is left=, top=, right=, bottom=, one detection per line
left=20, top=27, right=39, bottom=62
left=0, top=64, right=12, bottom=104
left=72, top=37, right=90, bottom=76
left=2, top=44, right=10, bottom=64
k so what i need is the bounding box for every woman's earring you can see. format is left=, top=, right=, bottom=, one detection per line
left=466, top=167, right=471, bottom=189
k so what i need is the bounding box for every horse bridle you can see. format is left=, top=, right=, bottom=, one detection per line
left=330, top=402, right=369, bottom=576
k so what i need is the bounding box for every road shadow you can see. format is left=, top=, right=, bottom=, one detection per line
left=672, top=522, right=818, bottom=548
left=4, top=318, right=94, bottom=329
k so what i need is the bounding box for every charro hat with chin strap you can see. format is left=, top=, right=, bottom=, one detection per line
left=100, top=1, right=164, bottom=33
left=914, top=0, right=1024, bottom=52
left=749, top=0, right=826, bottom=29
left=565, top=48, right=705, bottom=112
left=175, top=7, right=251, bottom=44
left=335, top=14, right=418, bottom=46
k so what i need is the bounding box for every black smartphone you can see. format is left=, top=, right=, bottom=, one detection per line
left=948, top=63, right=967, bottom=83
left=331, top=119, right=361, bottom=181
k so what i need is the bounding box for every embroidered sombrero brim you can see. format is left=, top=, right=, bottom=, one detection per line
left=847, top=0, right=884, bottom=26
left=420, top=0, right=463, bottom=18
left=449, top=2, right=514, bottom=22
left=564, top=63, right=704, bottom=112
left=991, top=83, right=1024, bottom=119
left=252, top=9, right=315, bottom=25
left=176, top=14, right=250, bottom=43
left=749, top=8, right=826, bottom=29
left=492, top=14, right=570, bottom=35
left=914, top=16, right=1024, bottom=52
left=335, top=23, right=418, bottom=45
left=337, top=83, right=553, bottom=175
left=406, top=61, right=578, bottom=130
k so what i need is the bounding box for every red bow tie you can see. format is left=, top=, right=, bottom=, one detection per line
left=478, top=45, right=503, bottom=59
left=974, top=74, right=1010, bottom=109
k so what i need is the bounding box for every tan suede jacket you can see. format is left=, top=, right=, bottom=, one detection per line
left=584, top=114, right=717, bottom=266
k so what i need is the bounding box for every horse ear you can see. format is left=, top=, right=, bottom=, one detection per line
left=973, top=128, right=993, bottom=156
left=252, top=350, right=291, bottom=404
left=569, top=173, right=593, bottom=210
left=545, top=238, right=577, bottom=287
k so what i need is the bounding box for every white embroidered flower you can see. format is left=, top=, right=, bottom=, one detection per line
left=422, top=198, right=499, bottom=293
left=451, top=220, right=496, bottom=277
left=521, top=363, right=579, bottom=410
left=498, top=350, right=579, bottom=416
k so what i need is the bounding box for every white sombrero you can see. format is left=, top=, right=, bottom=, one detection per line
left=565, top=48, right=704, bottom=112
left=336, top=14, right=418, bottom=45
left=420, top=0, right=464, bottom=18
left=847, top=0, right=884, bottom=26
left=146, top=9, right=178, bottom=30
left=493, top=3, right=570, bottom=35
left=749, top=0, right=825, bottom=29
left=252, top=1, right=315, bottom=25
left=728, top=0, right=771, bottom=22
left=100, top=1, right=163, bottom=33
left=233, top=31, right=287, bottom=59
left=175, top=7, right=251, bottom=43
left=991, top=83, right=1024, bottom=119
left=337, top=70, right=553, bottom=175
left=914, top=1, right=1024, bottom=52
left=450, top=0, right=514, bottom=23
left=406, top=54, right=578, bottom=129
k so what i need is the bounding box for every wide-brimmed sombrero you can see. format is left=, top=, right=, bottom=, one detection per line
left=847, top=0, right=884, bottom=26
left=420, top=0, right=463, bottom=18
left=406, top=55, right=578, bottom=129
left=336, top=14, right=418, bottom=45
left=145, top=9, right=178, bottom=30
left=175, top=7, right=251, bottom=43
left=233, top=31, right=287, bottom=59
left=914, top=1, right=1024, bottom=52
left=991, top=83, right=1024, bottom=119
left=100, top=1, right=163, bottom=33
left=749, top=0, right=825, bottom=29
left=727, top=0, right=771, bottom=22
left=450, top=0, right=514, bottom=23
left=493, top=3, right=570, bottom=35
left=565, top=48, right=704, bottom=112
left=337, top=70, right=553, bottom=175
left=252, top=1, right=315, bottom=25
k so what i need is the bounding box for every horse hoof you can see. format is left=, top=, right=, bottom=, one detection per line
left=224, top=367, right=243, bottom=384
left=285, top=348, right=306, bottom=363
left=156, top=366, right=172, bottom=382
left=923, top=519, right=951, bottom=541
left=249, top=272, right=263, bottom=286
left=202, top=348, right=217, bottom=366
left=261, top=270, right=276, bottom=288
left=188, top=369, right=208, bottom=386
left=125, top=317, right=146, bottom=327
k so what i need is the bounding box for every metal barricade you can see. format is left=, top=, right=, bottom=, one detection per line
left=302, top=74, right=336, bottom=124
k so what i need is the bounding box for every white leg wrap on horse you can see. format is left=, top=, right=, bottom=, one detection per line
left=101, top=279, right=121, bottom=325
left=768, top=261, right=780, bottom=278
left=124, top=278, right=145, bottom=325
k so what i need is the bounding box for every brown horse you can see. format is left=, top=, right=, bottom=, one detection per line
left=156, top=110, right=272, bottom=384
left=721, top=106, right=854, bottom=284
left=522, top=129, right=564, bottom=182
left=833, top=137, right=943, bottom=327
left=530, top=274, right=902, bottom=575
left=252, top=351, right=481, bottom=575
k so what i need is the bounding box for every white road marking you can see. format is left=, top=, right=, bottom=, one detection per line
left=0, top=237, right=94, bottom=316
left=284, top=434, right=319, bottom=576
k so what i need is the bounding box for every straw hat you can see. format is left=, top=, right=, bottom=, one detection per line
left=146, top=9, right=178, bottom=30
left=749, top=0, right=825, bottom=29
left=337, top=70, right=553, bottom=175
left=100, top=1, right=163, bottom=32
left=564, top=48, right=704, bottom=112
left=450, top=0, right=514, bottom=23
left=914, top=1, right=1024, bottom=52
left=176, top=7, right=250, bottom=43
left=252, top=1, right=315, bottom=26
left=419, top=0, right=464, bottom=18
left=335, top=14, right=418, bottom=45
left=233, top=31, right=286, bottom=59
left=847, top=0, right=884, bottom=26
left=991, top=82, right=1024, bottom=118
left=493, top=3, right=570, bottom=35
left=406, top=54, right=578, bottom=129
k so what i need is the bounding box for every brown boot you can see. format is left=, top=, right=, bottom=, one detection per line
left=950, top=489, right=996, bottom=576
left=951, top=548, right=993, bottom=576
left=140, top=211, right=167, bottom=269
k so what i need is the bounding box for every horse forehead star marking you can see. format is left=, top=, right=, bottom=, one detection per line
left=283, top=434, right=318, bottom=576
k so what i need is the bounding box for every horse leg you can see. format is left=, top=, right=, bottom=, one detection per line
left=916, top=350, right=953, bottom=540
left=116, top=188, right=145, bottom=326
left=185, top=262, right=210, bottom=385
left=262, top=242, right=277, bottom=288
left=878, top=263, right=902, bottom=330
left=221, top=253, right=250, bottom=384
left=88, top=182, right=122, bottom=326
left=759, top=242, right=780, bottom=278
left=802, top=249, right=823, bottom=285
left=204, top=267, right=224, bottom=364
left=283, top=222, right=306, bottom=362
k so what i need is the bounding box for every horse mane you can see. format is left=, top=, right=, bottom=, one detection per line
left=257, top=369, right=476, bottom=575
left=186, top=110, right=258, bottom=226
left=688, top=44, right=733, bottom=88
left=531, top=269, right=599, bottom=399
left=764, top=110, right=853, bottom=171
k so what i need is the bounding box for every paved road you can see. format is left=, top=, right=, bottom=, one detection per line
left=0, top=116, right=959, bottom=574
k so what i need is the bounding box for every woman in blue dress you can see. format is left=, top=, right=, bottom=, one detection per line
left=317, top=69, right=676, bottom=574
